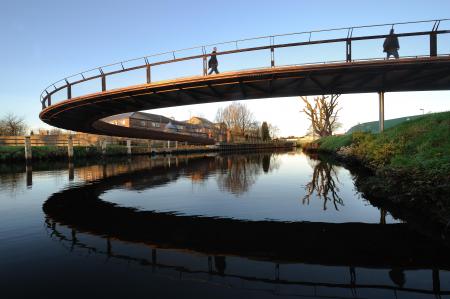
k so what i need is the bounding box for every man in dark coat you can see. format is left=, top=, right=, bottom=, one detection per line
left=383, top=28, right=400, bottom=59
left=208, top=47, right=219, bottom=74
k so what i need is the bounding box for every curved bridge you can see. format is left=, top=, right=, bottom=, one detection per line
left=39, top=19, right=450, bottom=142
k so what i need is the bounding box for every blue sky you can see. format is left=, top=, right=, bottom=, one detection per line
left=1, top=0, right=449, bottom=136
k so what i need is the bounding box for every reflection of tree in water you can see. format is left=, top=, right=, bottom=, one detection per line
left=302, top=157, right=344, bottom=210
left=216, top=153, right=280, bottom=196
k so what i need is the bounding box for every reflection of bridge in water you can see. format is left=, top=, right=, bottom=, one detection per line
left=45, top=219, right=448, bottom=298
left=41, top=154, right=450, bottom=297
left=39, top=19, right=450, bottom=142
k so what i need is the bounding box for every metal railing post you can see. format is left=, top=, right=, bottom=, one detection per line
left=430, top=32, right=437, bottom=57
left=346, top=40, right=352, bottom=62
left=271, top=47, right=275, bottom=67
left=202, top=47, right=207, bottom=76
left=67, top=84, right=72, bottom=99
left=101, top=76, right=106, bottom=91
left=99, top=68, right=106, bottom=91
left=270, top=36, right=275, bottom=67
left=146, top=65, right=151, bottom=83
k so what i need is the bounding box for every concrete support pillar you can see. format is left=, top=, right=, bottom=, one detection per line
left=127, top=140, right=131, bottom=155
left=378, top=91, right=385, bottom=133
left=167, top=140, right=170, bottom=149
left=67, top=135, right=74, bottom=160
left=24, top=136, right=32, bottom=160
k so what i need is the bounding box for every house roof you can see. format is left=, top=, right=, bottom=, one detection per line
left=102, top=112, right=205, bottom=129
left=188, top=116, right=215, bottom=126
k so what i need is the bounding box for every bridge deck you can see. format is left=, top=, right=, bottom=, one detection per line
left=40, top=56, right=450, bottom=141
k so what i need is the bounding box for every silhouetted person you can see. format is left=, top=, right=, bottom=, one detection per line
left=383, top=28, right=400, bottom=59
left=208, top=47, right=219, bottom=75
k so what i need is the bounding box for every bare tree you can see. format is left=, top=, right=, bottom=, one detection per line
left=49, top=128, right=64, bottom=135
left=215, top=102, right=255, bottom=136
left=300, top=95, right=341, bottom=137
left=302, top=157, right=343, bottom=211
left=0, top=113, right=27, bottom=136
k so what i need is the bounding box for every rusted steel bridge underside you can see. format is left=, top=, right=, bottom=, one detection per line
left=40, top=56, right=450, bottom=143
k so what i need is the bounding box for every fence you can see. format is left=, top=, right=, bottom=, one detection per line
left=40, top=18, right=450, bottom=109
left=0, top=134, right=172, bottom=148
left=0, top=134, right=214, bottom=161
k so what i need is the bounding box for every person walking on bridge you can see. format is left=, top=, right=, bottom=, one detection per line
left=208, top=47, right=219, bottom=75
left=383, top=28, right=400, bottom=59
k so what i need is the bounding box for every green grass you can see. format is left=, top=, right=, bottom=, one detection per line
left=346, top=114, right=424, bottom=134
left=0, top=146, right=24, bottom=161
left=315, top=111, right=450, bottom=176
left=317, top=134, right=353, bottom=152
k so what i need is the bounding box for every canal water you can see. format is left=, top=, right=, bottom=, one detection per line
left=0, top=150, right=448, bottom=299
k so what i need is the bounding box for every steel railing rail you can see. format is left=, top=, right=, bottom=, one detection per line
left=40, top=18, right=450, bottom=109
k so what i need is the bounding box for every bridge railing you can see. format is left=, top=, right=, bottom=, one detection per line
left=40, top=19, right=450, bottom=110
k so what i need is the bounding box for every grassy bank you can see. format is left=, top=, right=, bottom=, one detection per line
left=304, top=111, right=450, bottom=227
left=310, top=111, right=450, bottom=175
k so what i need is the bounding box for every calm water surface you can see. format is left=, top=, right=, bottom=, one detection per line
left=0, top=150, right=448, bottom=299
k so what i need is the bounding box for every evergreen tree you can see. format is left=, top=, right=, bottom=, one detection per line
left=261, top=121, right=270, bottom=141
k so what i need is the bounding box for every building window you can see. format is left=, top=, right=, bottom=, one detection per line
left=140, top=120, right=146, bottom=127
left=121, top=120, right=126, bottom=126
left=152, top=122, right=160, bottom=128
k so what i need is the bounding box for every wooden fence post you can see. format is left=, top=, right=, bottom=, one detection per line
left=127, top=140, right=132, bottom=155
left=101, top=140, right=107, bottom=155
left=26, top=163, right=32, bottom=187
left=68, top=162, right=74, bottom=181
left=67, top=135, right=74, bottom=160
left=24, top=136, right=32, bottom=160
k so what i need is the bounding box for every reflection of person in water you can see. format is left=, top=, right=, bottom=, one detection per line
left=389, top=268, right=405, bottom=287
left=214, top=256, right=226, bottom=275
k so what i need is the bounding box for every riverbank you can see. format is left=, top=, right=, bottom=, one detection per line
left=302, top=111, right=450, bottom=229
left=0, top=141, right=295, bottom=162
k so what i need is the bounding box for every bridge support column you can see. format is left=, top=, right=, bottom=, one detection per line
left=378, top=91, right=385, bottom=132
left=127, top=140, right=131, bottom=155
